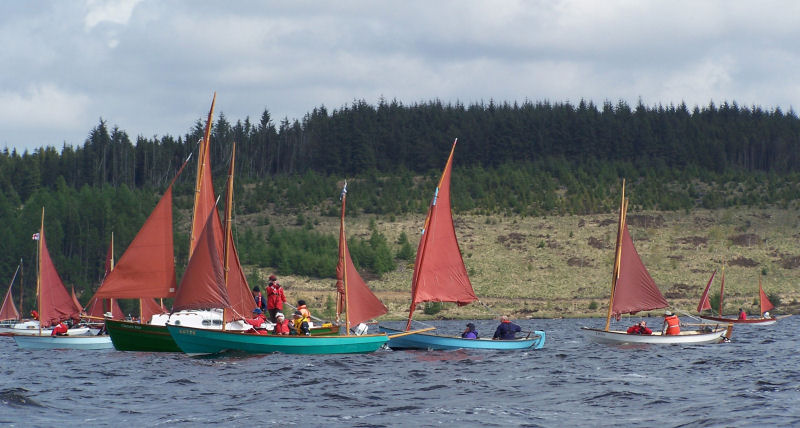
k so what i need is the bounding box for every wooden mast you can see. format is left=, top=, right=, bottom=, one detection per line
left=189, top=92, right=216, bottom=258
left=605, top=179, right=627, bottom=331
left=339, top=181, right=351, bottom=335
left=36, top=207, right=43, bottom=334
left=719, top=260, right=726, bottom=316
left=222, top=143, right=236, bottom=329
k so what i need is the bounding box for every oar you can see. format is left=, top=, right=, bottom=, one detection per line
left=387, top=327, right=436, bottom=339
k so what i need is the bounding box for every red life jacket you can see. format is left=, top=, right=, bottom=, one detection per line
left=267, top=284, right=285, bottom=310
left=664, top=315, right=680, bottom=335
left=51, top=322, right=68, bottom=336
left=273, top=319, right=291, bottom=335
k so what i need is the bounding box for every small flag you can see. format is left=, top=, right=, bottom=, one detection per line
left=32, top=233, right=40, bottom=241
left=339, top=180, right=348, bottom=201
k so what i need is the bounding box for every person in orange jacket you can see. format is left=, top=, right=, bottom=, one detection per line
left=662, top=311, right=680, bottom=335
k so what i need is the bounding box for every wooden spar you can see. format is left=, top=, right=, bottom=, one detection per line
left=222, top=142, right=236, bottom=329
left=339, top=183, right=351, bottom=334
left=189, top=93, right=216, bottom=258
left=605, top=179, right=626, bottom=331
left=387, top=326, right=436, bottom=339
left=37, top=207, right=43, bottom=335
left=18, top=258, right=23, bottom=317
left=109, top=232, right=114, bottom=319
left=719, top=260, right=726, bottom=317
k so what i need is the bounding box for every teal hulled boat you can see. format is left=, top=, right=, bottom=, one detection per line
left=166, top=324, right=388, bottom=355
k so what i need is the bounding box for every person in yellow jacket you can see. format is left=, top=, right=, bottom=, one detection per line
left=662, top=311, right=681, bottom=335
left=292, top=310, right=310, bottom=336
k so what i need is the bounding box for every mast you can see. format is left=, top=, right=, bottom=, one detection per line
left=18, top=258, right=23, bottom=318
left=189, top=93, right=216, bottom=258
left=109, top=232, right=114, bottom=317
left=605, top=179, right=626, bottom=331
left=36, top=207, right=43, bottom=334
left=339, top=181, right=351, bottom=334
left=222, top=143, right=236, bottom=329
left=719, top=261, right=726, bottom=316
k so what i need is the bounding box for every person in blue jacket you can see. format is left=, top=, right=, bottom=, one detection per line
left=492, top=315, right=521, bottom=340
left=461, top=322, right=478, bottom=339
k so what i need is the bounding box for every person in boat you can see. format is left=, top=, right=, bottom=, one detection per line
left=352, top=322, right=369, bottom=335
left=297, top=300, right=312, bottom=320
left=661, top=311, right=681, bottom=335
left=273, top=312, right=291, bottom=335
left=763, top=311, right=771, bottom=319
left=30, top=310, right=39, bottom=320
left=626, top=320, right=652, bottom=335
left=266, top=275, right=286, bottom=323
left=461, top=322, right=478, bottom=339
left=738, top=308, right=747, bottom=320
left=292, top=310, right=310, bottom=336
left=245, top=308, right=267, bottom=328
left=51, top=321, right=68, bottom=336
left=252, top=286, right=267, bottom=313
left=492, top=315, right=521, bottom=340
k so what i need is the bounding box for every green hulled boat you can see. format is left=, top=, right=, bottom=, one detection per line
left=106, top=318, right=340, bottom=352
left=106, top=319, right=180, bottom=352
left=167, top=324, right=387, bottom=355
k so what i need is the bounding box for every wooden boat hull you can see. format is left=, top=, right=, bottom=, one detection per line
left=13, top=334, right=114, bottom=350
left=166, top=324, right=388, bottom=355
left=379, top=326, right=545, bottom=350
left=106, top=319, right=340, bottom=352
left=580, top=326, right=730, bottom=345
left=698, top=315, right=789, bottom=325
left=106, top=319, right=181, bottom=352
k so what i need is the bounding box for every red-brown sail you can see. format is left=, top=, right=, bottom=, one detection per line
left=759, top=277, right=774, bottom=315
left=718, top=266, right=725, bottom=316
left=220, top=143, right=257, bottom=322
left=406, top=140, right=477, bottom=329
left=696, top=269, right=716, bottom=313
left=336, top=184, right=387, bottom=329
left=610, top=224, right=668, bottom=319
left=37, top=228, right=81, bottom=327
left=171, top=210, right=229, bottom=312
left=189, top=94, right=217, bottom=258
left=85, top=295, right=124, bottom=319
left=0, top=281, right=19, bottom=321
left=141, top=298, right=167, bottom=323
left=93, top=186, right=177, bottom=299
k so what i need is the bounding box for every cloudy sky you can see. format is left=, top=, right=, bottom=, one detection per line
left=1, top=0, right=799, bottom=152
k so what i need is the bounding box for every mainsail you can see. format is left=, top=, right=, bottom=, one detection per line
left=36, top=217, right=81, bottom=327
left=759, top=277, right=774, bottom=315
left=696, top=269, right=717, bottom=313
left=336, top=182, right=387, bottom=330
left=406, top=139, right=477, bottom=330
left=172, top=210, right=229, bottom=312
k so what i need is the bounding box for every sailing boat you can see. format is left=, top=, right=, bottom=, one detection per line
left=13, top=209, right=113, bottom=349
left=697, top=267, right=789, bottom=325
left=379, top=139, right=545, bottom=350
left=0, top=263, right=22, bottom=334
left=581, top=180, right=732, bottom=345
left=167, top=169, right=389, bottom=354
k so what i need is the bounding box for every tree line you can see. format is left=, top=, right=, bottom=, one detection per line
left=1, top=98, right=799, bottom=314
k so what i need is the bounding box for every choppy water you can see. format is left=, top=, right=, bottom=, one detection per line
left=1, top=316, right=798, bottom=427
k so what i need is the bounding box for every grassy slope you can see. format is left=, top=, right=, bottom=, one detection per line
left=237, top=207, right=800, bottom=321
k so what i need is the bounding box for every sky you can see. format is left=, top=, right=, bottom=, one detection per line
left=1, top=0, right=799, bottom=152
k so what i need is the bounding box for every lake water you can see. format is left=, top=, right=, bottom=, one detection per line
left=1, top=316, right=798, bottom=427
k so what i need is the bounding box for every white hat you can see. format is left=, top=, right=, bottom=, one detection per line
left=104, top=312, right=113, bottom=318
left=276, top=312, right=285, bottom=318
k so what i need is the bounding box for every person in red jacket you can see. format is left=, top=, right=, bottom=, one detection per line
left=266, top=275, right=286, bottom=323
left=30, top=310, right=39, bottom=320
left=51, top=321, right=68, bottom=336
left=272, top=312, right=291, bottom=335
left=738, top=308, right=747, bottom=320
left=626, top=320, right=652, bottom=335
left=245, top=308, right=267, bottom=329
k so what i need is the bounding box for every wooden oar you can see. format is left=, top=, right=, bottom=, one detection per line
left=387, top=327, right=436, bottom=339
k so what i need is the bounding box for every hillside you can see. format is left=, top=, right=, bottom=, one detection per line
left=241, top=207, right=800, bottom=321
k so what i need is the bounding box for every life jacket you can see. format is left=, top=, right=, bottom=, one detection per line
left=51, top=322, right=68, bottom=336
left=298, top=305, right=311, bottom=319
left=245, top=314, right=266, bottom=328
left=273, top=319, right=291, bottom=335
left=293, top=316, right=310, bottom=335
left=664, top=315, right=680, bottom=335
left=253, top=292, right=264, bottom=308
